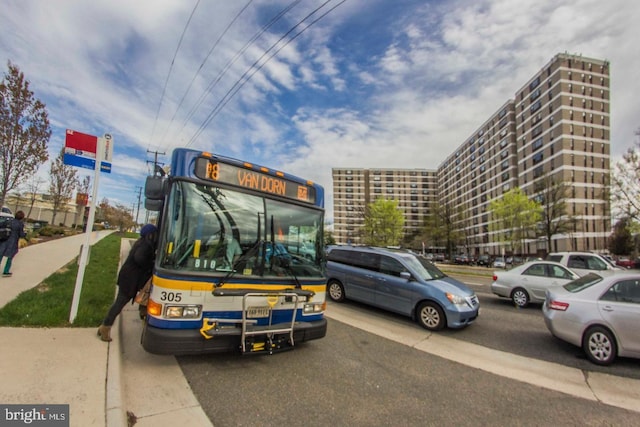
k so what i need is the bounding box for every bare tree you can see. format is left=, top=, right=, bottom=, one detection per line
left=535, top=173, right=577, bottom=252
left=612, top=128, right=640, bottom=221
left=78, top=175, right=91, bottom=196
left=0, top=61, right=50, bottom=207
left=22, top=174, right=46, bottom=219
left=49, top=148, right=78, bottom=225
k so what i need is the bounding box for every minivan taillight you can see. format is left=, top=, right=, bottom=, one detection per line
left=549, top=300, right=569, bottom=311
left=492, top=274, right=498, bottom=281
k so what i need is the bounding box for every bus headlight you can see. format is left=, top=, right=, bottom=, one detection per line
left=165, top=305, right=202, bottom=319
left=303, top=302, right=325, bottom=314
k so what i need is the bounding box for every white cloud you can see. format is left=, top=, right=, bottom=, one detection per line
left=2, top=0, right=639, bottom=224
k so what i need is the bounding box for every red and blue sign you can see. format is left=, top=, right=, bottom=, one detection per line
left=63, top=129, right=112, bottom=173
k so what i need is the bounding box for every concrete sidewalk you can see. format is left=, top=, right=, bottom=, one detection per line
left=0, top=232, right=211, bottom=427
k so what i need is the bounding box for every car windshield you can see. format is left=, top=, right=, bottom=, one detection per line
left=159, top=180, right=324, bottom=278
left=401, top=253, right=447, bottom=280
left=563, top=273, right=603, bottom=293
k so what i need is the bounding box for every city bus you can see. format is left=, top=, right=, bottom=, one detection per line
left=141, top=148, right=327, bottom=355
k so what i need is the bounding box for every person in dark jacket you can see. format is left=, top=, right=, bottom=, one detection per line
left=97, top=224, right=158, bottom=342
left=0, top=210, right=27, bottom=277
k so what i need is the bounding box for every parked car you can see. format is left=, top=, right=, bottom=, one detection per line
left=477, top=254, right=492, bottom=267
left=545, top=252, right=622, bottom=277
left=491, top=261, right=580, bottom=307
left=326, top=246, right=480, bottom=331
left=493, top=257, right=506, bottom=269
left=434, top=253, right=445, bottom=263
left=543, top=270, right=640, bottom=365
left=453, top=254, right=471, bottom=265
left=615, top=257, right=635, bottom=269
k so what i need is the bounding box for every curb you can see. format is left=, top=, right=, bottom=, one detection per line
left=106, top=314, right=127, bottom=427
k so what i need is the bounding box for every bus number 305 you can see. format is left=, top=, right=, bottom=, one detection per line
left=159, top=292, right=183, bottom=302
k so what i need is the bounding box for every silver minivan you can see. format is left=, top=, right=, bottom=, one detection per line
left=326, top=246, right=480, bottom=331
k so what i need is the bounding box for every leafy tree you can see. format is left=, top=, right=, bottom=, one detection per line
left=534, top=174, right=577, bottom=252
left=612, top=129, right=640, bottom=221
left=608, top=217, right=634, bottom=256
left=362, top=198, right=404, bottom=246
left=0, top=61, right=50, bottom=207
left=324, top=231, right=336, bottom=246
left=49, top=148, right=78, bottom=225
left=489, top=188, right=542, bottom=255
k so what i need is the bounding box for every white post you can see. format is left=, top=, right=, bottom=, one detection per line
left=69, top=136, right=104, bottom=323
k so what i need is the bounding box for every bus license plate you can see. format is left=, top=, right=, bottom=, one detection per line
left=247, top=306, right=270, bottom=318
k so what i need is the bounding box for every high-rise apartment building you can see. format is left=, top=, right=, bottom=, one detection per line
left=332, top=53, right=611, bottom=256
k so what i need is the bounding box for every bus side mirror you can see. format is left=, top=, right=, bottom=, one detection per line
left=145, top=199, right=163, bottom=211
left=145, top=175, right=166, bottom=200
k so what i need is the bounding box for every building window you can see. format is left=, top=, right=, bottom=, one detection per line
left=532, top=152, right=543, bottom=164
left=533, top=137, right=543, bottom=151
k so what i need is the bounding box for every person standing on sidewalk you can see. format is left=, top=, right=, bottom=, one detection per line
left=97, top=224, right=158, bottom=342
left=0, top=210, right=26, bottom=277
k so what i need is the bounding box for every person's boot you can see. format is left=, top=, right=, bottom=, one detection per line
left=138, top=305, right=147, bottom=320
left=97, top=324, right=112, bottom=342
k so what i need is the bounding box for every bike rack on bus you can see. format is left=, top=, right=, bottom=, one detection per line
left=210, top=288, right=315, bottom=354
left=237, top=291, right=301, bottom=354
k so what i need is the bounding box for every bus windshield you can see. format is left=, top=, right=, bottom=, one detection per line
left=159, top=180, right=324, bottom=278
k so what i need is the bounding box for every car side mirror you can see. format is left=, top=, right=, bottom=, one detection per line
left=400, top=271, right=411, bottom=280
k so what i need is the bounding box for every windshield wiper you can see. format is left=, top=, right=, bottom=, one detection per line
left=215, top=239, right=264, bottom=288
left=273, top=254, right=302, bottom=289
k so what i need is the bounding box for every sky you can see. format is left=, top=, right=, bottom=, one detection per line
left=2, top=0, right=639, bottom=224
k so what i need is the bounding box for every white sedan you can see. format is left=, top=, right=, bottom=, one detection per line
left=543, top=271, right=640, bottom=365
left=491, top=261, right=579, bottom=308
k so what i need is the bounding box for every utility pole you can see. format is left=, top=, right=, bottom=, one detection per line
left=147, top=149, right=165, bottom=176
left=134, top=186, right=142, bottom=225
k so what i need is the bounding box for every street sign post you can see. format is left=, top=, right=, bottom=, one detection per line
left=65, top=129, right=113, bottom=323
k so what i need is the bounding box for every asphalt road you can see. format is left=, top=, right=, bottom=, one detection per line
left=446, top=272, right=640, bottom=379
left=178, top=318, right=638, bottom=427
left=176, top=266, right=639, bottom=425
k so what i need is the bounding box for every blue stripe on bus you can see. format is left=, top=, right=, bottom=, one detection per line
left=147, top=310, right=324, bottom=329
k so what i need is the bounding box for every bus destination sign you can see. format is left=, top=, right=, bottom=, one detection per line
left=195, top=158, right=316, bottom=204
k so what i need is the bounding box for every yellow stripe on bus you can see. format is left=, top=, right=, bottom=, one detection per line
left=152, top=275, right=325, bottom=293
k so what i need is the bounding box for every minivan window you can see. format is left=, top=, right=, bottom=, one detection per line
left=379, top=255, right=407, bottom=277
left=328, top=249, right=380, bottom=272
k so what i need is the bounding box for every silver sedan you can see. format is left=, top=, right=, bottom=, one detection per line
left=491, top=261, right=579, bottom=308
left=543, top=271, right=640, bottom=365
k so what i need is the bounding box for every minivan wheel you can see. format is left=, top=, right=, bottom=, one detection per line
left=416, top=302, right=445, bottom=331
left=583, top=326, right=617, bottom=366
left=327, top=280, right=345, bottom=302
left=511, top=288, right=530, bottom=308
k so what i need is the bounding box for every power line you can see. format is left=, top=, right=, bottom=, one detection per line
left=187, top=0, right=348, bottom=146
left=156, top=0, right=254, bottom=150
left=159, top=0, right=303, bottom=151
left=148, top=0, right=202, bottom=148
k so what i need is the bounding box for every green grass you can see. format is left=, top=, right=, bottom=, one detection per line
left=0, top=232, right=137, bottom=327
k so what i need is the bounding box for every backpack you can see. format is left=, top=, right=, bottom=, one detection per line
left=0, top=217, right=12, bottom=242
